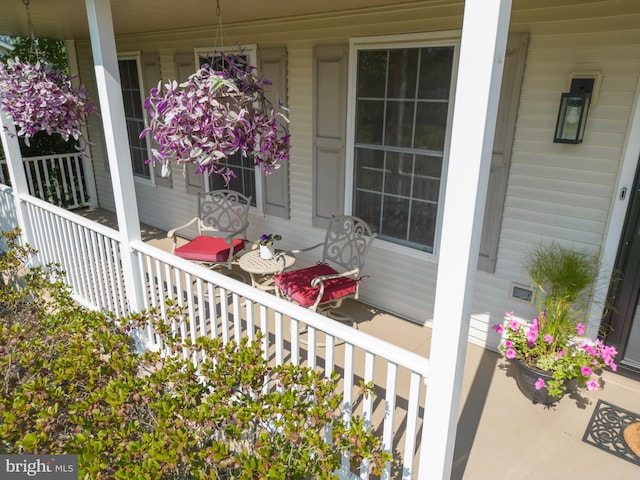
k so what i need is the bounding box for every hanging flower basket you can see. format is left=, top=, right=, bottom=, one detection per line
left=0, top=58, right=95, bottom=148
left=141, top=53, right=290, bottom=184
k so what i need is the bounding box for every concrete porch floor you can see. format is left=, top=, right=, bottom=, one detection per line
left=77, top=207, right=640, bottom=479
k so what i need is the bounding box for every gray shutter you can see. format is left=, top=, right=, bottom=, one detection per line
left=174, top=52, right=203, bottom=195
left=140, top=53, right=172, bottom=188
left=478, top=33, right=529, bottom=272
left=259, top=47, right=290, bottom=218
left=312, top=45, right=348, bottom=228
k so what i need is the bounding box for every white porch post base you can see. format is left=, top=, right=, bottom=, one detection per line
left=420, top=1, right=512, bottom=479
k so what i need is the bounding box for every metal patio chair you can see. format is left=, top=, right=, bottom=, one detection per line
left=167, top=190, right=251, bottom=270
left=274, top=215, right=375, bottom=321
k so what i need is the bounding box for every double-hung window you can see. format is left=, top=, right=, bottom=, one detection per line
left=194, top=46, right=259, bottom=208
left=118, top=54, right=153, bottom=183
left=347, top=36, right=457, bottom=254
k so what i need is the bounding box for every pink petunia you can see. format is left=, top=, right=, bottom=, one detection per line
left=535, top=378, right=545, bottom=390
left=508, top=319, right=520, bottom=331
left=581, top=366, right=592, bottom=377
left=493, top=324, right=504, bottom=334
left=576, top=323, right=586, bottom=336
left=505, top=348, right=517, bottom=359
left=554, top=350, right=567, bottom=360
left=586, top=379, right=600, bottom=391
left=526, top=328, right=538, bottom=345
left=504, top=340, right=513, bottom=348
left=544, top=334, right=553, bottom=344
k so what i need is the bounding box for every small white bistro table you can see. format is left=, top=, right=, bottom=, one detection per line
left=238, top=249, right=296, bottom=292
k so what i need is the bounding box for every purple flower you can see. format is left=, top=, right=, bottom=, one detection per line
left=504, top=340, right=513, bottom=348
left=544, top=334, right=553, bottom=344
left=526, top=328, right=538, bottom=345
left=0, top=57, right=95, bottom=150
left=554, top=350, right=566, bottom=360
left=508, top=319, right=520, bottom=331
left=505, top=347, right=517, bottom=359
left=581, top=366, right=592, bottom=377
left=493, top=324, right=504, bottom=334
left=576, top=323, right=586, bottom=336
left=586, top=379, right=600, bottom=391
left=534, top=378, right=545, bottom=390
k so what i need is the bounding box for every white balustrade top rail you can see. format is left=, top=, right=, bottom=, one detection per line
left=12, top=190, right=431, bottom=479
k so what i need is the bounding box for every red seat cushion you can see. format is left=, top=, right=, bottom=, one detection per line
left=274, top=263, right=357, bottom=308
left=175, top=235, right=245, bottom=263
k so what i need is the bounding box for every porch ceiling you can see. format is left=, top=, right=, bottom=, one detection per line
left=0, top=0, right=602, bottom=41
left=0, top=0, right=423, bottom=40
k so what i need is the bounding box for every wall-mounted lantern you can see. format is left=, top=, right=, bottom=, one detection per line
left=553, top=72, right=602, bottom=144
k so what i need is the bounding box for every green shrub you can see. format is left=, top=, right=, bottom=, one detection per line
left=0, top=229, right=390, bottom=478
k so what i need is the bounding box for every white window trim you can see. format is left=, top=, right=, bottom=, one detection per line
left=117, top=51, right=155, bottom=187
left=194, top=45, right=264, bottom=214
left=345, top=31, right=461, bottom=260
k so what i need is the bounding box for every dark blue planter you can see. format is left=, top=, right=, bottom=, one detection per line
left=513, top=359, right=565, bottom=405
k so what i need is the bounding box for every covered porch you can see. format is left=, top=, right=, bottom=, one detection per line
left=2, top=0, right=640, bottom=477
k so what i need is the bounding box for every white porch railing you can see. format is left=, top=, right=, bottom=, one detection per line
left=5, top=189, right=430, bottom=479
left=0, top=153, right=90, bottom=209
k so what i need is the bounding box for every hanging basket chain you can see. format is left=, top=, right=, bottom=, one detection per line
left=213, top=0, right=229, bottom=53
left=22, top=0, right=40, bottom=62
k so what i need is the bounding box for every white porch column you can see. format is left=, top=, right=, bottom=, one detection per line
left=84, top=0, right=145, bottom=313
left=420, top=1, right=512, bottom=479
left=0, top=109, right=35, bottom=249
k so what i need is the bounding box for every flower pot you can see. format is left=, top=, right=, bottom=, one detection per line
left=512, top=359, right=564, bottom=405
left=259, top=245, right=275, bottom=260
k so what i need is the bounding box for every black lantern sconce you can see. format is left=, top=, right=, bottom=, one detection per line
left=553, top=73, right=601, bottom=144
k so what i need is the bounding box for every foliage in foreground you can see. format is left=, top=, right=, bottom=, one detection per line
left=0, top=230, right=390, bottom=478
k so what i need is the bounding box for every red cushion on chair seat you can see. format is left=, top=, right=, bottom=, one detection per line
left=175, top=235, right=245, bottom=263
left=274, top=263, right=357, bottom=308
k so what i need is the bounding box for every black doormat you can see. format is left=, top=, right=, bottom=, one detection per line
left=582, top=399, right=640, bottom=466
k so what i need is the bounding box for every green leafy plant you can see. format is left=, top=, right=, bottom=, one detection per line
left=0, top=229, right=390, bottom=478
left=494, top=243, right=617, bottom=398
